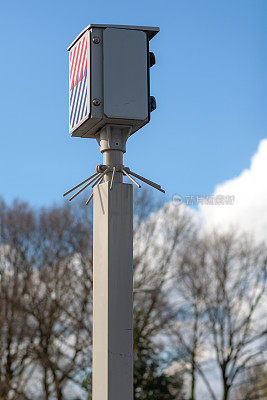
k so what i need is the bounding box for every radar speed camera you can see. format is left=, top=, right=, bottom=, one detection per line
left=68, top=24, right=159, bottom=139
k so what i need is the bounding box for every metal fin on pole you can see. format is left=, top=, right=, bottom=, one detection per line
left=68, top=173, right=102, bottom=202
left=63, top=172, right=100, bottom=197
left=128, top=170, right=165, bottom=192
left=126, top=168, right=164, bottom=193
left=85, top=193, right=94, bottom=206
left=91, top=168, right=111, bottom=188
left=122, top=169, right=141, bottom=188
left=85, top=176, right=105, bottom=206
left=63, top=164, right=165, bottom=205
left=110, top=167, right=116, bottom=190
left=69, top=174, right=99, bottom=201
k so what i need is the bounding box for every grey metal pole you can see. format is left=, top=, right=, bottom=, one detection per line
left=92, top=126, right=133, bottom=400
left=66, top=25, right=161, bottom=400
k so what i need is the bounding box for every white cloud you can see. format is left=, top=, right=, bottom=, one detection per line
left=199, top=139, right=267, bottom=242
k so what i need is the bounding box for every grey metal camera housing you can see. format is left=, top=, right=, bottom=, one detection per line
left=68, top=24, right=159, bottom=139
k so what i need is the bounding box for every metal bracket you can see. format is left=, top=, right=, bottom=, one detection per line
left=63, top=164, right=165, bottom=206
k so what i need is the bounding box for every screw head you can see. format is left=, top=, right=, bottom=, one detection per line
left=93, top=98, right=101, bottom=106
left=92, top=36, right=100, bottom=44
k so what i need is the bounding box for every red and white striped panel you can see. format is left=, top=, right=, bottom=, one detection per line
left=69, top=32, right=89, bottom=131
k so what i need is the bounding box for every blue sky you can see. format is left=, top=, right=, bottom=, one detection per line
left=0, top=0, right=266, bottom=206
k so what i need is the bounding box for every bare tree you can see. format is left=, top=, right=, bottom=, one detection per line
left=231, top=363, right=267, bottom=400
left=0, top=198, right=93, bottom=400
left=133, top=197, right=195, bottom=346
left=172, top=239, right=217, bottom=400
left=133, top=195, right=195, bottom=399
left=24, top=260, right=92, bottom=400
left=204, top=231, right=267, bottom=400
left=24, top=202, right=93, bottom=400
left=172, top=230, right=267, bottom=400
left=0, top=199, right=39, bottom=399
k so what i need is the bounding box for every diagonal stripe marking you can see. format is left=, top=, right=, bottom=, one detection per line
left=75, top=37, right=85, bottom=87
left=70, top=80, right=80, bottom=124
left=75, top=75, right=87, bottom=124
left=70, top=46, right=77, bottom=80
left=79, top=38, right=87, bottom=82
left=80, top=87, right=88, bottom=121
left=70, top=40, right=81, bottom=90
left=71, top=78, right=84, bottom=127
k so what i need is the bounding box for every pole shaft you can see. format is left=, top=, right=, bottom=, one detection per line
left=93, top=182, right=133, bottom=400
